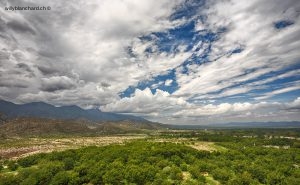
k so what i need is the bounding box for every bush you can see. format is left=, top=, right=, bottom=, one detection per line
left=0, top=174, right=21, bottom=185
left=180, top=163, right=188, bottom=171
left=20, top=176, right=37, bottom=185
left=211, top=168, right=232, bottom=182
left=50, top=171, right=70, bottom=185
left=7, top=161, right=18, bottom=171
left=63, top=157, right=74, bottom=170
left=18, top=155, right=38, bottom=168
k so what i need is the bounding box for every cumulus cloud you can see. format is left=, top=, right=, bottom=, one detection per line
left=40, top=76, right=76, bottom=92
left=286, top=97, right=300, bottom=111
left=173, top=102, right=277, bottom=117
left=102, top=88, right=187, bottom=114
left=102, top=88, right=300, bottom=124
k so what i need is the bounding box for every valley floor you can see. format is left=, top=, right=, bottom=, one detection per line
left=0, top=135, right=146, bottom=159
left=0, top=135, right=224, bottom=160
left=0, top=129, right=299, bottom=185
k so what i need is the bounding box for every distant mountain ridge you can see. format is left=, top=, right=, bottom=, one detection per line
left=0, top=100, right=147, bottom=122
left=168, top=121, right=300, bottom=129
left=217, top=121, right=300, bottom=128
left=0, top=117, right=165, bottom=136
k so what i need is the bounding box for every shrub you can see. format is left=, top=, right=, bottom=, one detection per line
left=7, top=161, right=18, bottom=171
left=50, top=171, right=70, bottom=185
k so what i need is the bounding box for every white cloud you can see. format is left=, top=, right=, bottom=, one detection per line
left=0, top=0, right=188, bottom=107
left=249, top=69, right=300, bottom=87
left=255, top=84, right=300, bottom=100
left=1, top=0, right=299, bottom=124
left=102, top=89, right=300, bottom=124
left=287, top=97, right=300, bottom=109
left=194, top=19, right=206, bottom=31
left=174, top=0, right=300, bottom=101
left=101, top=88, right=188, bottom=114
left=165, top=79, right=173, bottom=86
left=173, top=101, right=277, bottom=117
left=175, top=98, right=300, bottom=124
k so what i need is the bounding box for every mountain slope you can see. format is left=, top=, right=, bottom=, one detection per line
left=0, top=117, right=166, bottom=136
left=0, top=100, right=146, bottom=122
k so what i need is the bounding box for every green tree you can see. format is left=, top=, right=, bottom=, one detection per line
left=211, top=168, right=232, bottom=182
left=18, top=155, right=38, bottom=168
left=267, top=171, right=284, bottom=185
left=63, top=157, right=74, bottom=170
left=20, top=176, right=38, bottom=185
left=7, top=161, right=18, bottom=171
left=0, top=174, right=21, bottom=185
left=228, top=172, right=256, bottom=185
left=50, top=171, right=70, bottom=185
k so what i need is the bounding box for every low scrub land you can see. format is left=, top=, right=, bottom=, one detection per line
left=0, top=135, right=146, bottom=159
left=0, top=129, right=299, bottom=185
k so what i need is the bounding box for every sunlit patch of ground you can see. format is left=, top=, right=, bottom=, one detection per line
left=0, top=135, right=228, bottom=160
left=188, top=142, right=217, bottom=152
left=152, top=138, right=227, bottom=152
left=0, top=135, right=146, bottom=159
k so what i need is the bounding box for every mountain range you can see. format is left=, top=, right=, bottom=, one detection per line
left=1, top=99, right=298, bottom=137
left=0, top=117, right=165, bottom=136
left=0, top=100, right=146, bottom=122
left=0, top=100, right=167, bottom=136
left=168, top=121, right=300, bottom=129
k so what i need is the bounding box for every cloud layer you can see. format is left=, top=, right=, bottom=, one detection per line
left=0, top=0, right=299, bottom=124
left=102, top=88, right=300, bottom=124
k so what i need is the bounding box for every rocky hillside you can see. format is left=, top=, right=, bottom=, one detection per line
left=0, top=117, right=166, bottom=137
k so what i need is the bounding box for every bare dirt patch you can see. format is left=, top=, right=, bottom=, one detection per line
left=188, top=142, right=217, bottom=152
left=0, top=135, right=146, bottom=159
left=153, top=138, right=217, bottom=152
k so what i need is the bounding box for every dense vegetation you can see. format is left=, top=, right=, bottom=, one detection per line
left=0, top=129, right=300, bottom=185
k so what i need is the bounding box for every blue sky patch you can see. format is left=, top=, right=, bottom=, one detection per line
left=274, top=20, right=294, bottom=29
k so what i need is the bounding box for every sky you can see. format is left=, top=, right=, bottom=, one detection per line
left=0, top=0, right=300, bottom=125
